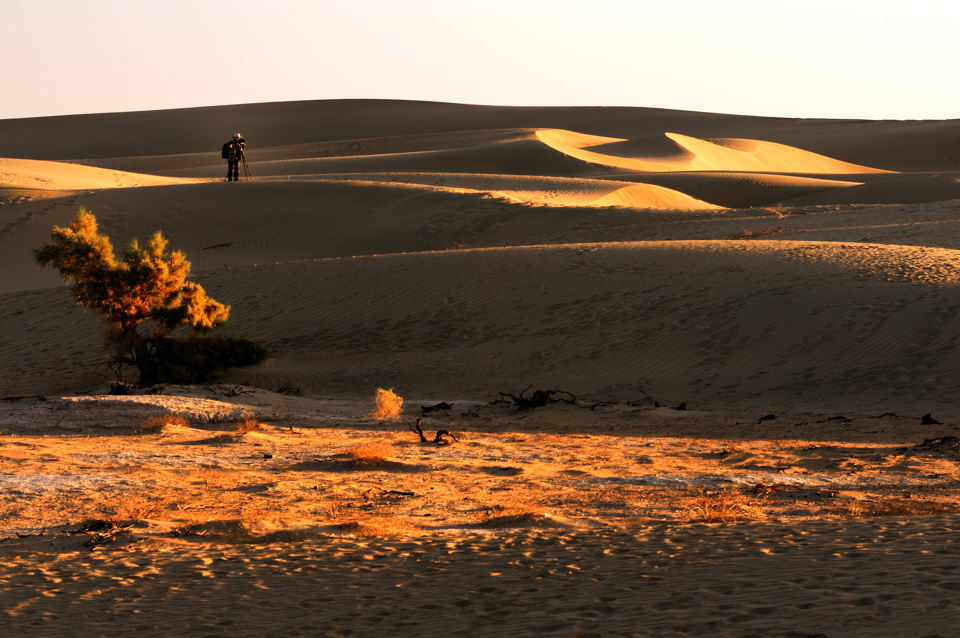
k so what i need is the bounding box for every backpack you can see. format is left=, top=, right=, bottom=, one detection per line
left=222, top=140, right=244, bottom=161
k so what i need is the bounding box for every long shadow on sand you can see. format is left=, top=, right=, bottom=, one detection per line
left=284, top=456, right=431, bottom=473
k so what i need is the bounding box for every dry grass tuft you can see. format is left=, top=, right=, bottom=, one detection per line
left=369, top=387, right=403, bottom=422
left=346, top=441, right=394, bottom=468
left=684, top=489, right=767, bottom=523
left=232, top=418, right=263, bottom=434
left=475, top=494, right=555, bottom=528
left=132, top=414, right=190, bottom=434
left=111, top=491, right=174, bottom=522
left=325, top=499, right=353, bottom=521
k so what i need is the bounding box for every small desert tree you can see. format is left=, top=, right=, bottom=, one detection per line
left=36, top=209, right=233, bottom=385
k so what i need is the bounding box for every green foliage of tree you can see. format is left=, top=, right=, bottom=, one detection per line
left=36, top=209, right=239, bottom=385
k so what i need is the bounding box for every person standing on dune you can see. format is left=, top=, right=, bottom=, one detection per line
left=221, top=133, right=246, bottom=182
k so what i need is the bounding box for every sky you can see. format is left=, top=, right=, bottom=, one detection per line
left=4, top=0, right=959, bottom=121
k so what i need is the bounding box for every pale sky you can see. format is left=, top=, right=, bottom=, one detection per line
left=4, top=0, right=959, bottom=121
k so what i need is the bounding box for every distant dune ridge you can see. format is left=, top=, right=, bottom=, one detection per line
left=1, top=99, right=960, bottom=410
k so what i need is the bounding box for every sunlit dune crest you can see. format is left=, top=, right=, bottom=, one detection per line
left=670, top=133, right=893, bottom=174
left=313, top=171, right=720, bottom=209
left=588, top=182, right=721, bottom=209
left=536, top=128, right=892, bottom=174
left=0, top=157, right=206, bottom=191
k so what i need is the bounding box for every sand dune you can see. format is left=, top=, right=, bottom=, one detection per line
left=607, top=171, right=864, bottom=208
left=71, top=128, right=538, bottom=174
left=3, top=100, right=960, bottom=636
left=0, top=157, right=205, bottom=191
left=289, top=172, right=720, bottom=209
left=780, top=173, right=960, bottom=206
left=537, top=128, right=891, bottom=174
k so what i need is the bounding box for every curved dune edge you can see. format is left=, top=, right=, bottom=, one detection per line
left=329, top=238, right=960, bottom=286
left=306, top=172, right=722, bottom=209
left=779, top=174, right=960, bottom=207
left=535, top=129, right=893, bottom=175
left=588, top=183, right=722, bottom=210
left=0, top=157, right=208, bottom=190
left=606, top=171, right=864, bottom=208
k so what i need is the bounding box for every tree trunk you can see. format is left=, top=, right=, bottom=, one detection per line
left=133, top=337, right=159, bottom=386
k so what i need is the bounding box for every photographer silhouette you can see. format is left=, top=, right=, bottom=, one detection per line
left=221, top=133, right=246, bottom=182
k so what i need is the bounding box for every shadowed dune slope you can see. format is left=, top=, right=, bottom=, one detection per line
left=6, top=240, right=960, bottom=413
left=0, top=180, right=729, bottom=296
left=188, top=240, right=960, bottom=411
left=606, top=172, right=863, bottom=208
left=780, top=174, right=960, bottom=206
left=172, top=138, right=596, bottom=179
left=62, top=129, right=540, bottom=174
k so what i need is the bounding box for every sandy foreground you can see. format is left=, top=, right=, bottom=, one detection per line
left=2, top=100, right=960, bottom=635
left=0, top=389, right=959, bottom=636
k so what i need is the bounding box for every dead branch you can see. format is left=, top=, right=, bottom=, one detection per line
left=410, top=418, right=459, bottom=445
left=498, top=386, right=577, bottom=410
left=421, top=401, right=454, bottom=414
left=223, top=385, right=254, bottom=398
left=15, top=527, right=46, bottom=538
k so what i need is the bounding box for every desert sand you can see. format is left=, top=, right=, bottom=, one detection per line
left=2, top=100, right=960, bottom=636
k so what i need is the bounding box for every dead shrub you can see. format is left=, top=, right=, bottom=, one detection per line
left=369, top=387, right=403, bottom=422
left=475, top=494, right=548, bottom=526
left=110, top=490, right=179, bottom=522
left=132, top=414, right=189, bottom=434
left=325, top=499, right=352, bottom=521
left=346, top=441, right=394, bottom=468
left=232, top=418, right=263, bottom=434
left=684, top=489, right=767, bottom=523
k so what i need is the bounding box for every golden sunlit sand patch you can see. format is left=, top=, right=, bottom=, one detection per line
left=1, top=391, right=959, bottom=635
left=2, top=391, right=959, bottom=545
left=0, top=157, right=207, bottom=191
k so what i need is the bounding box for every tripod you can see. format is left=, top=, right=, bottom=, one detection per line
left=241, top=151, right=251, bottom=178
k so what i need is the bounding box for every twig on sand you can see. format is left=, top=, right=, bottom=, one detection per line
left=14, top=528, right=46, bottom=538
